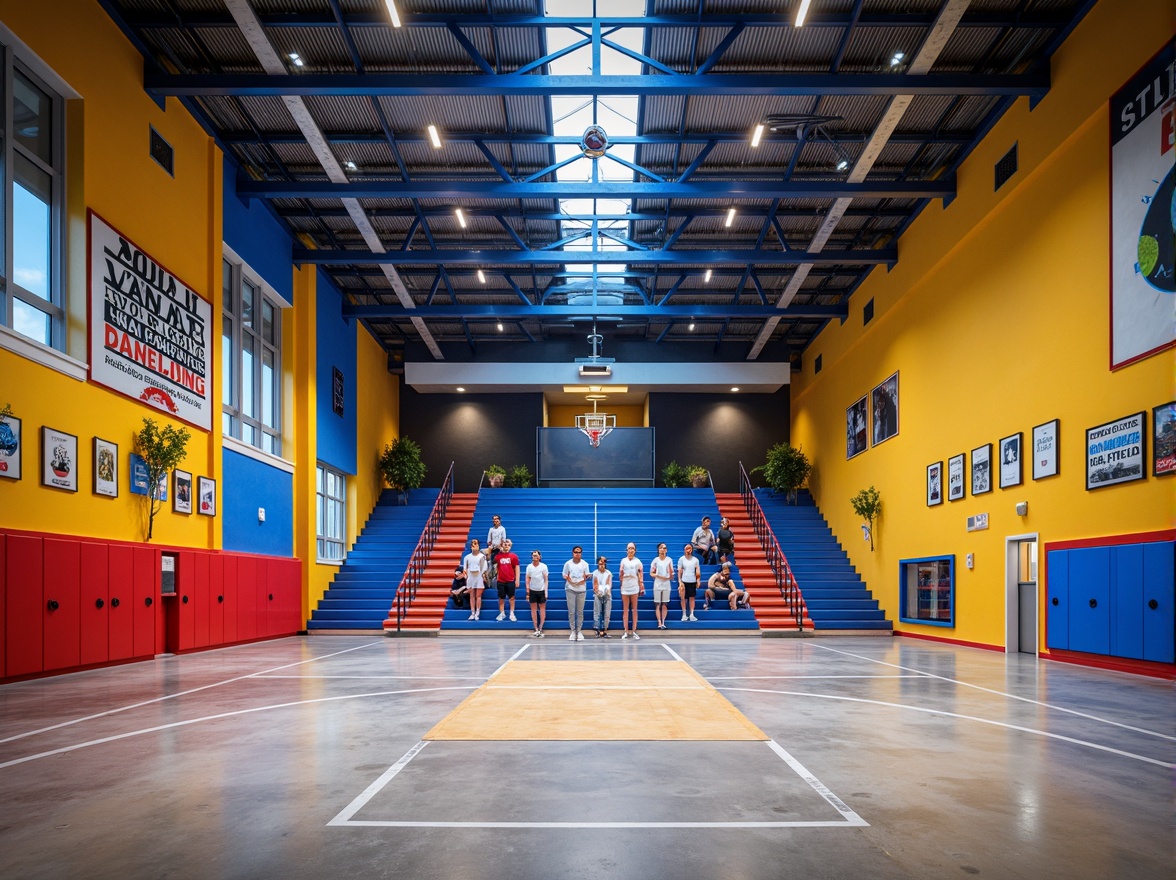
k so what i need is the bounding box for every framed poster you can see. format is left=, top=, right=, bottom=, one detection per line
left=926, top=461, right=943, bottom=506
left=42, top=427, right=79, bottom=492
left=1086, top=411, right=1146, bottom=489
left=947, top=453, right=965, bottom=501
left=971, top=443, right=992, bottom=495
left=129, top=453, right=167, bottom=500
left=1154, top=402, right=1176, bottom=477
left=1109, top=42, right=1175, bottom=369
left=871, top=372, right=899, bottom=446
left=846, top=395, right=868, bottom=459
left=0, top=415, right=22, bottom=480
left=197, top=475, right=217, bottom=516
left=173, top=468, right=193, bottom=514
left=93, top=437, right=119, bottom=497
left=1031, top=419, right=1060, bottom=480
left=999, top=432, right=1023, bottom=489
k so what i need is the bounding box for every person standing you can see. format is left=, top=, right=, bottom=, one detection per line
left=618, top=542, right=644, bottom=640
left=526, top=550, right=549, bottom=638
left=486, top=515, right=507, bottom=562
left=494, top=538, right=521, bottom=622
left=592, top=555, right=613, bottom=638
left=649, top=543, right=675, bottom=629
left=692, top=516, right=717, bottom=565
left=677, top=542, right=701, bottom=621
left=562, top=545, right=591, bottom=641
left=462, top=538, right=488, bottom=621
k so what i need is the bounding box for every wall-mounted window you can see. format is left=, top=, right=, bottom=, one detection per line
left=899, top=555, right=955, bottom=626
left=222, top=254, right=282, bottom=456
left=316, top=464, right=346, bottom=563
left=0, top=43, right=65, bottom=349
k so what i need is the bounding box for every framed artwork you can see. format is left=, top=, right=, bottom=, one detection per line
left=846, top=395, right=868, bottom=459
left=1031, top=419, right=1060, bottom=480
left=1086, top=411, right=1146, bottom=490
left=129, top=453, right=167, bottom=500
left=93, top=437, right=119, bottom=497
left=41, top=427, right=79, bottom=492
left=1153, top=402, right=1176, bottom=477
left=971, top=443, right=992, bottom=495
left=197, top=475, right=217, bottom=516
left=926, top=461, right=943, bottom=506
left=871, top=372, right=899, bottom=446
left=173, top=468, right=193, bottom=514
left=947, top=453, right=965, bottom=501
left=0, top=415, right=22, bottom=480
left=998, top=433, right=1022, bottom=489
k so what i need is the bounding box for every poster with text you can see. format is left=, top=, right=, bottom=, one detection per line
left=1110, top=43, right=1175, bottom=369
left=1086, top=411, right=1146, bottom=490
left=89, top=212, right=212, bottom=430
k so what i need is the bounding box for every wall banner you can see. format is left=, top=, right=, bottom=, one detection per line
left=1109, top=42, right=1175, bottom=369
left=89, top=212, right=212, bottom=431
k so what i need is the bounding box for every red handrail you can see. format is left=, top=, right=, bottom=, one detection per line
left=391, top=462, right=454, bottom=631
left=738, top=462, right=807, bottom=631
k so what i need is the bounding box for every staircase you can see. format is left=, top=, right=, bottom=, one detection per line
left=306, top=488, right=440, bottom=631
left=754, top=488, right=891, bottom=631
left=714, top=493, right=811, bottom=631
left=386, top=493, right=478, bottom=632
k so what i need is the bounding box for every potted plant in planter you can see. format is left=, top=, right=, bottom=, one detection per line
left=134, top=416, right=191, bottom=540
left=687, top=466, right=709, bottom=488
left=507, top=463, right=532, bottom=488
left=753, top=442, right=812, bottom=504
left=379, top=436, right=427, bottom=502
left=486, top=464, right=506, bottom=488
left=661, top=460, right=688, bottom=488
left=850, top=486, right=881, bottom=551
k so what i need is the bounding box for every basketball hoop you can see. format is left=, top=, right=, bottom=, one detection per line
left=575, top=400, right=616, bottom=448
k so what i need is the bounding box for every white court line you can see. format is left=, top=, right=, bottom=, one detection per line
left=328, top=738, right=867, bottom=829
left=0, top=640, right=384, bottom=746
left=488, top=644, right=530, bottom=679
left=708, top=675, right=923, bottom=680
left=809, top=643, right=1176, bottom=742
left=724, top=687, right=1175, bottom=769
left=662, top=644, right=685, bottom=662
left=0, top=686, right=476, bottom=771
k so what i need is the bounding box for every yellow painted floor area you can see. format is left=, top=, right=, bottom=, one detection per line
left=425, top=660, right=767, bottom=741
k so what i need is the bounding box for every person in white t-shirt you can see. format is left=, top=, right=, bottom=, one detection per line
left=525, top=550, right=549, bottom=638
left=462, top=538, right=488, bottom=621
left=618, top=542, right=644, bottom=640
left=677, top=543, right=701, bottom=622
left=562, top=546, right=591, bottom=641
left=592, top=555, right=613, bottom=638
left=649, top=543, right=675, bottom=630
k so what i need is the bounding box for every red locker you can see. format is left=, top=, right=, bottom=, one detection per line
left=175, top=551, right=196, bottom=651
left=107, top=544, right=135, bottom=660
left=133, top=546, right=158, bottom=659
left=288, top=558, right=305, bottom=633
left=194, top=552, right=211, bottom=648
left=43, top=539, right=81, bottom=672
left=237, top=555, right=257, bottom=641
left=79, top=542, right=110, bottom=666
left=261, top=557, right=276, bottom=637
left=6, top=534, right=44, bottom=677
left=208, top=553, right=224, bottom=646
left=222, top=555, right=238, bottom=644
left=0, top=534, right=7, bottom=677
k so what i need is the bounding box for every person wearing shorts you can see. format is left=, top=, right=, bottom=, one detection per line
left=706, top=563, right=748, bottom=610
left=618, top=542, right=644, bottom=639
left=649, top=543, right=674, bottom=629
left=525, top=550, right=549, bottom=637
left=592, top=556, right=613, bottom=638
left=462, top=539, right=488, bottom=620
left=494, top=538, right=520, bottom=622
left=562, top=546, right=591, bottom=641
left=677, top=543, right=701, bottom=621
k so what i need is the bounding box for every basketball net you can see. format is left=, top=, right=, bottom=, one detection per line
left=575, top=399, right=616, bottom=448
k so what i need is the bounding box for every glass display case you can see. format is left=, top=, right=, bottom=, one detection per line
left=899, top=555, right=955, bottom=626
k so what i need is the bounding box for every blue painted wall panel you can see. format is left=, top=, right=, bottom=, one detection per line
left=1110, top=545, right=1144, bottom=660
left=222, top=158, right=294, bottom=304
left=1141, top=541, right=1175, bottom=663
left=1045, top=550, right=1068, bottom=650
left=315, top=268, right=357, bottom=474
left=221, top=448, right=294, bottom=557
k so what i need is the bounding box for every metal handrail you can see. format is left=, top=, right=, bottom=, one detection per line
left=738, top=461, right=806, bottom=631
left=392, top=462, right=455, bottom=631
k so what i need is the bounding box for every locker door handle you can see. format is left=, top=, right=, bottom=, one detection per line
left=95, top=599, right=105, bottom=609
left=1148, top=599, right=1159, bottom=610
left=182, top=595, right=189, bottom=604
left=111, top=597, right=120, bottom=607
left=47, top=600, right=60, bottom=611
left=1051, top=598, right=1058, bottom=606
left=269, top=594, right=274, bottom=601
left=1088, top=598, right=1097, bottom=609
left=145, top=596, right=154, bottom=607
left=217, top=595, right=224, bottom=603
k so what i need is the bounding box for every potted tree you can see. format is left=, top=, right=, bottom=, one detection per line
left=134, top=417, right=191, bottom=540
left=379, top=437, right=427, bottom=503
left=661, top=460, right=688, bottom=488
left=753, top=442, right=812, bottom=504
left=850, top=486, right=882, bottom=551
left=507, top=463, right=532, bottom=488
left=687, top=466, right=709, bottom=488
left=485, top=464, right=506, bottom=488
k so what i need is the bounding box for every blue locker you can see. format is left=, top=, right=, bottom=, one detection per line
left=1045, top=549, right=1069, bottom=650
left=1141, top=542, right=1175, bottom=663
left=1111, top=545, right=1144, bottom=660
left=1068, top=548, right=1110, bottom=655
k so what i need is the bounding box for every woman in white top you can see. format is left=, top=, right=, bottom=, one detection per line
left=592, top=556, right=613, bottom=638
left=649, top=543, right=675, bottom=630
left=525, top=550, right=549, bottom=638
left=462, top=538, right=488, bottom=620
left=617, top=542, right=644, bottom=640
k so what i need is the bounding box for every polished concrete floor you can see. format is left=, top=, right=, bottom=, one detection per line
left=0, top=636, right=1171, bottom=880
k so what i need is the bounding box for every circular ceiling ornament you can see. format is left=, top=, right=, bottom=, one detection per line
left=580, top=124, right=609, bottom=158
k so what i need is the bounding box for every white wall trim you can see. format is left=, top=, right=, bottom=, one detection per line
left=0, top=324, right=88, bottom=381
left=223, top=434, right=295, bottom=474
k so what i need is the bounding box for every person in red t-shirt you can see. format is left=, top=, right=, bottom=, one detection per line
left=494, top=538, right=522, bottom=622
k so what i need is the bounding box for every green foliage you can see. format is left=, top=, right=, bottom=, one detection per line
left=379, top=437, right=427, bottom=493
left=687, top=465, right=709, bottom=486
left=752, top=442, right=812, bottom=502
left=134, top=417, right=191, bottom=540
left=661, top=460, right=689, bottom=488
left=486, top=464, right=506, bottom=477
left=0, top=403, right=11, bottom=422
left=507, top=464, right=532, bottom=488
left=850, top=486, right=882, bottom=551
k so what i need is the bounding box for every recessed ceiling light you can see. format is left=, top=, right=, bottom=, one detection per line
left=497, top=322, right=504, bottom=332
left=588, top=386, right=601, bottom=392
left=477, top=268, right=486, bottom=283
left=384, top=0, right=402, bottom=27
left=456, top=386, right=465, bottom=392
left=731, top=387, right=740, bottom=392
left=455, top=207, right=466, bottom=227
left=750, top=123, right=764, bottom=148
left=795, top=0, right=813, bottom=27
left=688, top=322, right=696, bottom=331
left=562, top=385, right=629, bottom=393
left=428, top=124, right=442, bottom=149
left=725, top=207, right=736, bottom=227
left=704, top=269, right=712, bottom=283
left=287, top=52, right=304, bottom=67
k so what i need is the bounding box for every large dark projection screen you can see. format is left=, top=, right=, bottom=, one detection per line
left=537, top=428, right=655, bottom=483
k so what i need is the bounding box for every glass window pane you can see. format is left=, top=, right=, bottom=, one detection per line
left=262, top=299, right=274, bottom=345
left=261, top=348, right=275, bottom=428
left=242, top=422, right=256, bottom=446
left=222, top=260, right=233, bottom=312
left=13, top=70, right=53, bottom=165
left=13, top=155, right=51, bottom=300
left=317, top=465, right=324, bottom=493
left=241, top=335, right=255, bottom=417
left=223, top=411, right=233, bottom=436
left=242, top=280, right=255, bottom=329
left=222, top=315, right=234, bottom=407
left=13, top=298, right=50, bottom=345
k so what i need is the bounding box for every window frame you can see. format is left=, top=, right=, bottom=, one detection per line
left=898, top=555, right=956, bottom=627
left=316, top=463, right=347, bottom=564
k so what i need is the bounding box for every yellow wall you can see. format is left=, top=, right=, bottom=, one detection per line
left=789, top=0, right=1175, bottom=650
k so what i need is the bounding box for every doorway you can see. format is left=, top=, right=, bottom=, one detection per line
left=1004, top=534, right=1038, bottom=654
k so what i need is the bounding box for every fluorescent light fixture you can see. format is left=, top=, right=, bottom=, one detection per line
left=795, top=0, right=813, bottom=27
left=427, top=124, right=442, bottom=149
left=725, top=207, right=736, bottom=227
left=455, top=208, right=466, bottom=228
left=585, top=394, right=607, bottom=401
left=477, top=268, right=486, bottom=283
left=836, top=157, right=850, bottom=171
left=384, top=0, right=402, bottom=27
left=704, top=269, right=712, bottom=283
left=750, top=123, right=764, bottom=148
left=287, top=52, right=304, bottom=67
left=890, top=51, right=905, bottom=67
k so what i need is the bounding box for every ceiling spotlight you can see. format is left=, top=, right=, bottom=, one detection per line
left=427, top=124, right=442, bottom=149
left=836, top=157, right=850, bottom=171
left=456, top=386, right=465, bottom=392
left=750, top=123, right=764, bottom=148
left=477, top=268, right=486, bottom=283
left=384, top=0, right=402, bottom=27
left=343, top=160, right=357, bottom=172
left=725, top=207, right=736, bottom=227
left=704, top=269, right=712, bottom=283
left=688, top=322, right=696, bottom=331
left=287, top=52, right=304, bottom=67
left=890, top=51, right=905, bottom=67
left=497, top=322, right=504, bottom=332
left=455, top=208, right=466, bottom=228
left=731, top=387, right=740, bottom=392
left=795, top=0, right=813, bottom=27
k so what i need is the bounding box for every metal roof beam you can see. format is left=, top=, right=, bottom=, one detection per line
left=296, top=246, right=896, bottom=266
left=342, top=303, right=848, bottom=320
left=281, top=206, right=913, bottom=221
left=220, top=130, right=975, bottom=146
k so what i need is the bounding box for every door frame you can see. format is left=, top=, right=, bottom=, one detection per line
left=1004, top=532, right=1039, bottom=654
